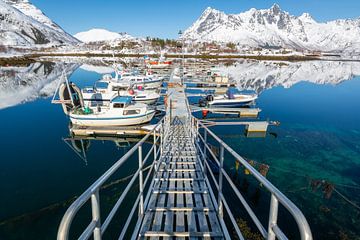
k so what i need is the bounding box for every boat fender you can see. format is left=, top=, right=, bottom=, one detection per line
left=202, top=110, right=209, bottom=118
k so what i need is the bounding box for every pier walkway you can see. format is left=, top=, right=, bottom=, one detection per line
left=57, top=70, right=312, bottom=240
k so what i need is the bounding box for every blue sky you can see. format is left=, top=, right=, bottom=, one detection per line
left=32, top=0, right=360, bottom=38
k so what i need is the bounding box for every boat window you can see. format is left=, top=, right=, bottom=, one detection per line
left=95, top=82, right=109, bottom=90
left=112, top=86, right=127, bottom=91
left=136, top=96, right=146, bottom=98
left=137, top=79, right=142, bottom=81
left=113, top=103, right=125, bottom=108
left=123, top=109, right=140, bottom=115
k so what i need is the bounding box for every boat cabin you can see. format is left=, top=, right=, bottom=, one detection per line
left=111, top=96, right=132, bottom=108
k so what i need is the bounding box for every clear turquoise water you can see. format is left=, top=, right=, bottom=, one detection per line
left=0, top=61, right=359, bottom=239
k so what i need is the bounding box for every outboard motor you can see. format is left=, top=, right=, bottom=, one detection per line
left=206, top=94, right=214, bottom=102
left=59, top=82, right=84, bottom=115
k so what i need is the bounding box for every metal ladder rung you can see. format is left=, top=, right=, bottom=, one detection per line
left=161, top=162, right=197, bottom=164
left=153, top=190, right=208, bottom=194
left=154, top=178, right=205, bottom=181
left=141, top=231, right=224, bottom=238
left=158, top=169, right=199, bottom=172
left=147, top=207, right=213, bottom=212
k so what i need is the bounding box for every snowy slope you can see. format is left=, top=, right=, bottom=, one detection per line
left=183, top=4, right=360, bottom=52
left=0, top=0, right=79, bottom=46
left=217, top=60, right=360, bottom=93
left=74, top=29, right=135, bottom=43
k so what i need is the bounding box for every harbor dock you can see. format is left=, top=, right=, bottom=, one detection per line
left=57, top=70, right=312, bottom=240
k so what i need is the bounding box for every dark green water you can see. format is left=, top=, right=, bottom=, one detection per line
left=0, top=60, right=359, bottom=239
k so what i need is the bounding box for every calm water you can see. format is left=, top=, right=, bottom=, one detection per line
left=0, top=59, right=359, bottom=239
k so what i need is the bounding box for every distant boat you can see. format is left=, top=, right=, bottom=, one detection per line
left=69, top=96, right=155, bottom=127
left=146, top=54, right=172, bottom=69
left=203, top=89, right=258, bottom=107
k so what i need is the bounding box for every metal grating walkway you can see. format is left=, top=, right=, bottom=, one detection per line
left=138, top=118, right=224, bottom=239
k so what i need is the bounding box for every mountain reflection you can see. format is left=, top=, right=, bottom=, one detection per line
left=217, top=60, right=360, bottom=93
left=0, top=62, right=79, bottom=109
left=1, top=59, right=359, bottom=110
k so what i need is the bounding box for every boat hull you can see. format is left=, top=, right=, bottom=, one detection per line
left=70, top=111, right=156, bottom=127
left=208, top=99, right=255, bottom=108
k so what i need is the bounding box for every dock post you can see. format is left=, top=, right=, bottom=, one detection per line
left=138, top=145, right=144, bottom=216
left=91, top=190, right=102, bottom=240
left=218, top=145, right=224, bottom=218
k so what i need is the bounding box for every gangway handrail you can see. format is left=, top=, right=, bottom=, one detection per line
left=57, top=117, right=167, bottom=240
left=194, top=118, right=313, bottom=240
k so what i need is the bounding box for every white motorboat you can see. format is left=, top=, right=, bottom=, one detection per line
left=69, top=96, right=156, bottom=127
left=202, top=89, right=258, bottom=108
left=82, top=77, right=160, bottom=107
left=118, top=72, right=163, bottom=89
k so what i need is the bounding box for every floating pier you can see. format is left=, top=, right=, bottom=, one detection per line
left=57, top=69, right=312, bottom=240
left=70, top=124, right=160, bottom=137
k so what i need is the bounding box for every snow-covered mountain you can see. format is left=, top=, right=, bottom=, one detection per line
left=183, top=4, right=360, bottom=52
left=74, top=29, right=135, bottom=43
left=217, top=60, right=360, bottom=93
left=0, top=0, right=79, bottom=46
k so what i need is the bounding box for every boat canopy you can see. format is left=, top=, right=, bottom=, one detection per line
left=111, top=96, right=132, bottom=104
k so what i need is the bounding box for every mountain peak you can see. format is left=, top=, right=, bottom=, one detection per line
left=270, top=3, right=281, bottom=13
left=182, top=5, right=360, bottom=52
left=201, top=6, right=223, bottom=17
left=299, top=12, right=315, bottom=23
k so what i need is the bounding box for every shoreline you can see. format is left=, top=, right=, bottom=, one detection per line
left=1, top=52, right=359, bottom=66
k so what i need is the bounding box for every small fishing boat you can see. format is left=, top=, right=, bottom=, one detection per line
left=202, top=89, right=258, bottom=108
left=145, top=54, right=172, bottom=69
left=119, top=72, right=164, bottom=89
left=69, top=96, right=156, bottom=127
left=82, top=77, right=160, bottom=107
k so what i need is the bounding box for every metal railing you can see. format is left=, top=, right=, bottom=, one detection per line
left=57, top=117, right=170, bottom=240
left=193, top=118, right=313, bottom=240
left=58, top=113, right=312, bottom=240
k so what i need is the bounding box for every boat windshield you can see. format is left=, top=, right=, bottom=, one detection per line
left=94, top=81, right=109, bottom=90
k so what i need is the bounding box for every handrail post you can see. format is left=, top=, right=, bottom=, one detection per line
left=153, top=130, right=157, bottom=161
left=218, top=145, right=224, bottom=218
left=203, top=129, right=207, bottom=175
left=160, top=124, right=163, bottom=156
left=267, top=194, right=279, bottom=240
left=91, top=190, right=102, bottom=240
left=138, top=145, right=144, bottom=216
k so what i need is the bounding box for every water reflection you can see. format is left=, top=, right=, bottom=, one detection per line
left=216, top=60, right=360, bottom=92
left=0, top=62, right=79, bottom=109
left=1, top=59, right=359, bottom=111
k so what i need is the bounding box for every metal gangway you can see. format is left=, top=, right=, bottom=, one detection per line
left=57, top=73, right=312, bottom=240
